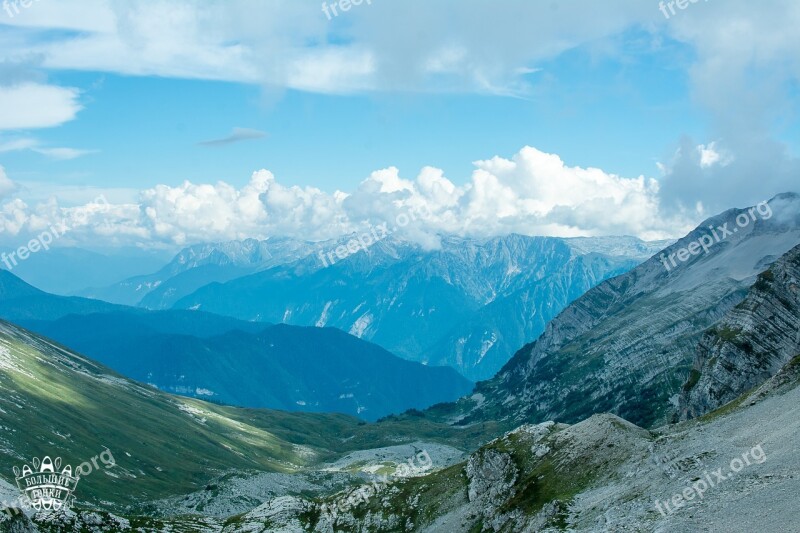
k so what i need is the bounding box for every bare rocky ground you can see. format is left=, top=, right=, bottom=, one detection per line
left=3, top=367, right=798, bottom=532
left=237, top=358, right=800, bottom=533
left=569, top=372, right=799, bottom=532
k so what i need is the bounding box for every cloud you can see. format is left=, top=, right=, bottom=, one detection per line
left=3, top=1, right=798, bottom=104
left=0, top=137, right=95, bottom=159
left=697, top=142, right=732, bottom=169
left=0, top=146, right=707, bottom=248
left=658, top=136, right=800, bottom=215
left=651, top=0, right=800, bottom=214
left=0, top=138, right=38, bottom=153
left=0, top=0, right=796, bottom=220
left=1, top=0, right=656, bottom=94
left=0, top=83, right=82, bottom=130
left=31, top=147, right=98, bottom=160
left=0, top=167, right=16, bottom=199
left=197, top=127, right=267, bottom=147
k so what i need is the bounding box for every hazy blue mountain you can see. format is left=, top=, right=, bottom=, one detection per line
left=172, top=234, right=665, bottom=380
left=455, top=194, right=800, bottom=428
left=20, top=314, right=473, bottom=421
left=0, top=246, right=170, bottom=296
left=0, top=269, right=260, bottom=332
left=77, top=237, right=322, bottom=307
left=0, top=269, right=124, bottom=320
left=0, top=270, right=472, bottom=420
left=0, top=318, right=486, bottom=516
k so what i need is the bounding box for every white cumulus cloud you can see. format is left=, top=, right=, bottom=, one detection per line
left=0, top=146, right=709, bottom=248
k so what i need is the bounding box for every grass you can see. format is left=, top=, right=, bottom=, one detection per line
left=0, top=321, right=501, bottom=513
left=683, top=369, right=702, bottom=392
left=715, top=326, right=742, bottom=342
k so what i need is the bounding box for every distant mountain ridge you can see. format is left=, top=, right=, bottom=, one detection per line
left=77, top=237, right=322, bottom=307
left=0, top=246, right=170, bottom=296
left=169, top=234, right=666, bottom=380
left=0, top=271, right=472, bottom=420
left=22, top=315, right=473, bottom=421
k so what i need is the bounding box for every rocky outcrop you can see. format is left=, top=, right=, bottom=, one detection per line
left=465, top=448, right=519, bottom=530
left=679, top=243, right=800, bottom=419
left=467, top=195, right=800, bottom=429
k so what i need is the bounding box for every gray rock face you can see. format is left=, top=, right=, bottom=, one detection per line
left=467, top=195, right=800, bottom=428
left=679, top=243, right=800, bottom=419
left=465, top=448, right=518, bottom=527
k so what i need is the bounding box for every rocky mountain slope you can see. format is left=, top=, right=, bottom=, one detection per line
left=262, top=355, right=799, bottom=532
left=171, top=234, right=662, bottom=380
left=679, top=242, right=800, bottom=419
left=29, top=354, right=796, bottom=532
left=456, top=194, right=800, bottom=428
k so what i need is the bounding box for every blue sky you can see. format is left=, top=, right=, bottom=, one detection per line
left=2, top=33, right=707, bottom=194
left=0, top=0, right=797, bottom=248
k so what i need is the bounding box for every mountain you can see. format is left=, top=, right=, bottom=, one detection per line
left=253, top=355, right=800, bottom=532
left=21, top=314, right=473, bottom=421
left=177, top=262, right=800, bottom=531
left=0, top=319, right=496, bottom=522
left=455, top=194, right=800, bottom=428
left=0, top=271, right=472, bottom=420
left=679, top=242, right=800, bottom=419
left=32, top=352, right=798, bottom=531
left=0, top=269, right=123, bottom=321
left=426, top=250, right=641, bottom=376
left=172, top=234, right=664, bottom=380
left=0, top=246, right=170, bottom=296
left=0, top=269, right=258, bottom=331
left=77, top=237, right=320, bottom=307
left=0, top=318, right=371, bottom=508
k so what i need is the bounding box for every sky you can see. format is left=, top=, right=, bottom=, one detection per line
left=0, top=0, right=798, bottom=250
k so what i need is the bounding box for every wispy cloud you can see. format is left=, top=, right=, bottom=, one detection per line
left=0, top=137, right=96, bottom=160
left=197, top=127, right=267, bottom=148
left=0, top=138, right=38, bottom=153
left=32, top=147, right=98, bottom=160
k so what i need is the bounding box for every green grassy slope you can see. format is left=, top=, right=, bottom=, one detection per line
left=0, top=320, right=499, bottom=513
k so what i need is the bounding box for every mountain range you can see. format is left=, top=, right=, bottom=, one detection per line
left=0, top=246, right=170, bottom=296
left=0, top=318, right=495, bottom=520
left=76, top=234, right=664, bottom=381
left=0, top=271, right=472, bottom=421
left=162, top=234, right=665, bottom=380
left=76, top=238, right=320, bottom=307
left=0, top=195, right=798, bottom=531
left=448, top=193, right=800, bottom=429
